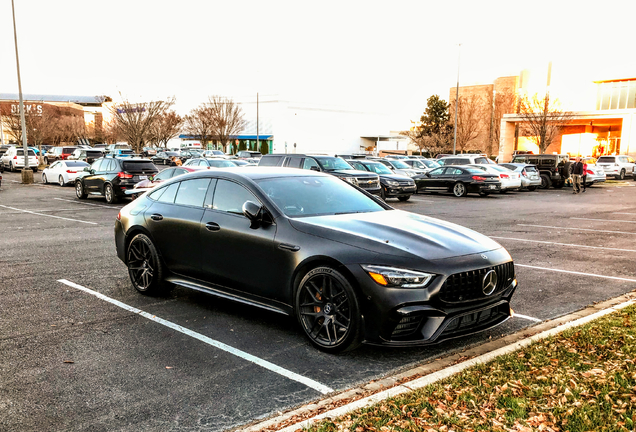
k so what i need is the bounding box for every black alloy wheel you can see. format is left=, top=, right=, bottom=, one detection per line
left=42, top=173, right=47, bottom=184
left=104, top=184, right=119, bottom=204
left=127, top=234, right=169, bottom=294
left=75, top=181, right=87, bottom=199
left=295, top=267, right=361, bottom=353
left=539, top=174, right=551, bottom=189
left=453, top=182, right=467, bottom=197
left=619, top=169, right=626, bottom=180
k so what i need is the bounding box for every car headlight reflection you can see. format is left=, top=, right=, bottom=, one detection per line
left=361, top=265, right=435, bottom=288
left=386, top=180, right=399, bottom=186
left=344, top=177, right=359, bottom=186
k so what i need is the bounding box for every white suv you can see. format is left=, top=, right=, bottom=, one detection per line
left=438, top=154, right=494, bottom=165
left=1, top=146, right=38, bottom=172
left=596, top=155, right=635, bottom=180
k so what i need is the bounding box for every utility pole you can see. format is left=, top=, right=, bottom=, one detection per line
left=256, top=93, right=259, bottom=152
left=453, top=43, right=461, bottom=155
left=11, top=0, right=33, bottom=184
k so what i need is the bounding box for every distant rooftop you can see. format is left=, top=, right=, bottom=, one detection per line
left=0, top=93, right=112, bottom=106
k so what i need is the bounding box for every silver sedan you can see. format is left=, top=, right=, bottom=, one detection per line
left=499, top=163, right=542, bottom=191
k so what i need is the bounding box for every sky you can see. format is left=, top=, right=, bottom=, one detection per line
left=1, top=0, right=635, bottom=130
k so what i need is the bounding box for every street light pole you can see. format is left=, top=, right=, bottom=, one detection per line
left=453, top=43, right=461, bottom=155
left=11, top=0, right=33, bottom=183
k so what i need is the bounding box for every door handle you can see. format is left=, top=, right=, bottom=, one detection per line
left=150, top=214, right=163, bottom=221
left=205, top=222, right=220, bottom=231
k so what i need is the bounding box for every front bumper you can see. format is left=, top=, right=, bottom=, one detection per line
left=385, top=184, right=417, bottom=197
left=348, top=249, right=517, bottom=346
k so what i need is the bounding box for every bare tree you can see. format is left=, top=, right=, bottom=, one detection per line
left=518, top=93, right=575, bottom=154
left=450, top=94, right=485, bottom=153
left=109, top=97, right=175, bottom=153
left=0, top=104, right=23, bottom=144
left=208, top=96, right=246, bottom=153
left=183, top=105, right=216, bottom=149
left=148, top=111, right=183, bottom=148
left=489, top=89, right=517, bottom=156
left=26, top=110, right=57, bottom=164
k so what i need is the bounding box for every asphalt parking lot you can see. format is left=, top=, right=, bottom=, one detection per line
left=1, top=170, right=635, bottom=432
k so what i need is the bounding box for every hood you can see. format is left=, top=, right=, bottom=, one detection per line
left=379, top=173, right=414, bottom=181
left=289, top=210, right=502, bottom=260
left=330, top=169, right=376, bottom=178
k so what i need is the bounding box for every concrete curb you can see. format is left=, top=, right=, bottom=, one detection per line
left=239, top=291, right=636, bottom=432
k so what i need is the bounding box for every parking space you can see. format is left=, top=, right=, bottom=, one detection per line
left=1, top=171, right=635, bottom=431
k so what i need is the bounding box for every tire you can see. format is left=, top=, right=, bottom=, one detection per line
left=479, top=191, right=490, bottom=197
left=58, top=175, right=65, bottom=186
left=44, top=157, right=49, bottom=165
left=75, top=181, right=87, bottom=199
left=499, top=189, right=508, bottom=194
left=104, top=184, right=120, bottom=204
left=619, top=169, right=626, bottom=180
left=397, top=195, right=410, bottom=202
left=295, top=266, right=362, bottom=353
left=453, top=182, right=468, bottom=197
left=126, top=234, right=170, bottom=295
left=32, top=168, right=38, bottom=173
left=554, top=181, right=564, bottom=189
left=539, top=174, right=551, bottom=189
left=42, top=173, right=48, bottom=184
left=527, top=186, right=537, bottom=191
left=10, top=162, right=15, bottom=173
left=380, top=187, right=387, bottom=201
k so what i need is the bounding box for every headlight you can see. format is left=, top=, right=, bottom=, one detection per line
left=361, top=265, right=435, bottom=288
left=343, top=177, right=359, bottom=186
left=386, top=180, right=399, bottom=186
left=407, top=171, right=417, bottom=177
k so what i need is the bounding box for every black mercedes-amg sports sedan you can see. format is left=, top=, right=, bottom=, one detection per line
left=114, top=167, right=517, bottom=353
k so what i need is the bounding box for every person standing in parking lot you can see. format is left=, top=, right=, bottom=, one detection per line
left=571, top=157, right=584, bottom=194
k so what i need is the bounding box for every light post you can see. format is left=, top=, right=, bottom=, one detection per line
left=453, top=43, right=461, bottom=155
left=11, top=0, right=33, bottom=183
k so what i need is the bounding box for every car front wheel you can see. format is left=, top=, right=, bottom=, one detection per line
left=42, top=173, right=48, bottom=184
left=295, top=267, right=361, bottom=353
left=127, top=234, right=170, bottom=295
left=75, top=181, right=87, bottom=199
left=58, top=175, right=65, bottom=186
left=397, top=195, right=410, bottom=201
left=453, top=182, right=467, bottom=197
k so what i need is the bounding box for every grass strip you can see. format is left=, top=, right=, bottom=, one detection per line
left=305, top=305, right=636, bottom=432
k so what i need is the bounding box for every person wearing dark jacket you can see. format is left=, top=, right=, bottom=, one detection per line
left=571, top=157, right=584, bottom=194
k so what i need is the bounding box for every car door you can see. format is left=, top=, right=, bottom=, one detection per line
left=144, top=178, right=211, bottom=277
left=83, top=159, right=105, bottom=192
left=198, top=178, right=278, bottom=297
left=435, top=167, right=458, bottom=189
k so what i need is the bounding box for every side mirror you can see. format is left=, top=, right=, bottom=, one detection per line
left=425, top=172, right=431, bottom=177
left=148, top=175, right=154, bottom=181
left=83, top=166, right=91, bottom=172
left=310, top=166, right=320, bottom=172
left=243, top=200, right=264, bottom=228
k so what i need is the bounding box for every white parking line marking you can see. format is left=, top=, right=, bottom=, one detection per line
left=614, top=212, right=635, bottom=215
left=516, top=264, right=636, bottom=283
left=53, top=198, right=122, bottom=209
left=518, top=224, right=636, bottom=235
left=0, top=205, right=98, bottom=225
left=407, top=196, right=436, bottom=203
left=57, top=279, right=334, bottom=395
left=490, top=236, right=636, bottom=253
left=571, top=217, right=636, bottom=224
left=513, top=313, right=542, bottom=323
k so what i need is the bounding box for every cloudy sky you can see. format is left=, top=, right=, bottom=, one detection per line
left=1, top=0, right=634, bottom=128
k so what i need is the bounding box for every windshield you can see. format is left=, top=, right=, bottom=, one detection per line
left=390, top=160, right=410, bottom=169
left=256, top=176, right=384, bottom=217
left=362, top=162, right=392, bottom=174
left=315, top=157, right=354, bottom=171
left=208, top=159, right=237, bottom=167
left=421, top=159, right=441, bottom=169
left=66, top=161, right=90, bottom=167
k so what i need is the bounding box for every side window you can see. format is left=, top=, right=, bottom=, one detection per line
left=212, top=179, right=259, bottom=215
left=199, top=160, right=208, bottom=167
left=91, top=159, right=103, bottom=171
left=449, top=168, right=463, bottom=175
left=429, top=167, right=445, bottom=175
left=302, top=158, right=320, bottom=170
left=474, top=157, right=489, bottom=164
left=174, top=178, right=211, bottom=207
left=156, top=182, right=179, bottom=204
left=50, top=161, right=60, bottom=169
left=286, top=157, right=303, bottom=168
left=629, top=157, right=635, bottom=164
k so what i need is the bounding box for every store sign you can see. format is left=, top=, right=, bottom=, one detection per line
left=10, top=103, right=43, bottom=116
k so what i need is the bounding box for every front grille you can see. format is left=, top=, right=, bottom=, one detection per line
left=397, top=180, right=415, bottom=186
left=358, top=179, right=380, bottom=189
left=391, top=313, right=425, bottom=338
left=439, top=261, right=515, bottom=303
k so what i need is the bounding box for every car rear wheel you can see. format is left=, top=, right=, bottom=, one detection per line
left=295, top=267, right=361, bottom=353
left=104, top=184, right=119, bottom=204
left=75, top=181, right=87, bottom=199
left=479, top=191, right=490, bottom=197
left=539, top=174, right=551, bottom=189
left=527, top=186, right=537, bottom=191
left=58, top=175, right=65, bottom=186
left=42, top=173, right=47, bottom=184
left=499, top=189, right=508, bottom=194
left=127, top=234, right=170, bottom=295
left=397, top=195, right=410, bottom=202
left=619, top=169, right=626, bottom=180
left=453, top=182, right=467, bottom=197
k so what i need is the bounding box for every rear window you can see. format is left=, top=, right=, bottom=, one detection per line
left=511, top=157, right=526, bottom=163
left=63, top=147, right=77, bottom=153
left=474, top=157, right=490, bottom=164
left=86, top=150, right=102, bottom=156
left=66, top=161, right=89, bottom=167
left=258, top=155, right=284, bottom=166
left=597, top=156, right=616, bottom=163
left=122, top=161, right=157, bottom=172
left=17, top=149, right=36, bottom=156
left=525, top=166, right=538, bottom=172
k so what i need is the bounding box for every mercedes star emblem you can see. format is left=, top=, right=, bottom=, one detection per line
left=482, top=270, right=498, bottom=296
